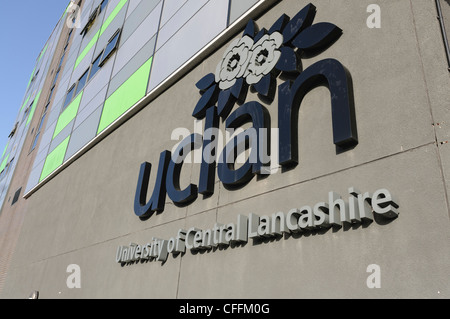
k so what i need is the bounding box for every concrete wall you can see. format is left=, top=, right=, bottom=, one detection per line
left=2, top=0, right=450, bottom=299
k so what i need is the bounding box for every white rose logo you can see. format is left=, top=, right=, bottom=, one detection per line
left=215, top=36, right=254, bottom=90
left=194, top=3, right=344, bottom=120
left=245, top=32, right=283, bottom=85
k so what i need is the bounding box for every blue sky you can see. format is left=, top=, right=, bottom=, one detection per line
left=0, top=1, right=70, bottom=155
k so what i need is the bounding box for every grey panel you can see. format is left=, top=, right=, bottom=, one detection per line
left=75, top=87, right=107, bottom=129
left=148, top=0, right=229, bottom=92
left=156, top=0, right=209, bottom=51
left=108, top=35, right=156, bottom=98
left=70, top=48, right=94, bottom=88
left=81, top=0, right=96, bottom=20
left=113, top=3, right=161, bottom=77
left=103, top=0, right=121, bottom=17
left=65, top=105, right=103, bottom=161
left=52, top=76, right=71, bottom=109
left=66, top=29, right=83, bottom=60
left=49, top=120, right=74, bottom=154
left=33, top=144, right=50, bottom=171
left=79, top=57, right=114, bottom=112
left=37, top=121, right=57, bottom=157
left=93, top=4, right=127, bottom=59
left=63, top=39, right=82, bottom=78
left=121, top=0, right=162, bottom=45
left=160, top=0, right=188, bottom=27
left=78, top=6, right=106, bottom=54
left=126, top=0, right=144, bottom=18
left=46, top=98, right=64, bottom=128
left=229, top=0, right=259, bottom=24
left=25, top=159, right=46, bottom=194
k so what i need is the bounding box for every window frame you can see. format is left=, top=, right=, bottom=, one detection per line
left=88, top=51, right=104, bottom=82
left=75, top=68, right=89, bottom=97
left=80, top=6, right=100, bottom=37
left=62, top=84, right=76, bottom=111
left=99, top=29, right=121, bottom=67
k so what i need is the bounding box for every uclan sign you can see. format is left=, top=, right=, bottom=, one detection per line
left=133, top=3, right=358, bottom=220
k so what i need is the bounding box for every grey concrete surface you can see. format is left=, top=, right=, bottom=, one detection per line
left=2, top=0, right=450, bottom=299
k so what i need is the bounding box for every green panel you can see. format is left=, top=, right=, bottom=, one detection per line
left=0, top=154, right=10, bottom=172
left=40, top=136, right=70, bottom=182
left=53, top=92, right=83, bottom=139
left=38, top=44, right=48, bottom=63
left=21, top=95, right=31, bottom=112
left=2, top=143, right=9, bottom=159
left=97, top=57, right=152, bottom=134
left=27, top=90, right=42, bottom=126
left=26, top=66, right=36, bottom=91
left=74, top=0, right=128, bottom=70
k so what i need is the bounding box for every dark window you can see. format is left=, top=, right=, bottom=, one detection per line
left=99, top=30, right=121, bottom=66
left=88, top=52, right=103, bottom=81
left=37, top=113, right=46, bottom=133
left=22, top=102, right=33, bottom=123
left=75, top=69, right=89, bottom=96
left=52, top=70, right=60, bottom=87
left=66, top=29, right=73, bottom=48
left=47, top=86, right=55, bottom=103
left=58, top=53, right=65, bottom=70
left=31, top=133, right=40, bottom=151
left=31, top=108, right=47, bottom=152
left=81, top=6, right=99, bottom=37
left=11, top=187, right=22, bottom=206
left=63, top=85, right=75, bottom=110
left=100, top=0, right=109, bottom=13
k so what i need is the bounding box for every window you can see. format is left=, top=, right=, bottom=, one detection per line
left=52, top=70, right=60, bottom=87
left=31, top=70, right=40, bottom=83
left=75, top=69, right=89, bottom=97
left=48, top=85, right=56, bottom=103
left=99, top=30, right=121, bottom=66
left=80, top=6, right=99, bottom=37
left=11, top=187, right=22, bottom=206
left=99, top=0, right=109, bottom=13
left=63, top=85, right=75, bottom=110
left=65, top=30, right=73, bottom=50
left=58, top=53, right=65, bottom=71
left=31, top=107, right=47, bottom=152
left=88, top=52, right=103, bottom=81
left=22, top=102, right=32, bottom=123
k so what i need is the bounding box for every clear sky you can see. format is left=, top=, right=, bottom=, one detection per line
left=0, top=1, right=70, bottom=156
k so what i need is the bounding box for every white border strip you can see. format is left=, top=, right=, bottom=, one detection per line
left=24, top=0, right=279, bottom=199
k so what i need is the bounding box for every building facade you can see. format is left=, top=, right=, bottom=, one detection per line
left=0, top=0, right=450, bottom=299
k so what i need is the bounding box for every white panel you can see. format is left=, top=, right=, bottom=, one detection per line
left=112, top=2, right=162, bottom=77
left=156, top=0, right=208, bottom=51
left=160, top=0, right=188, bottom=27
left=149, top=0, right=228, bottom=92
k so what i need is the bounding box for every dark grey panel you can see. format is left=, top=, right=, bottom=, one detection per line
left=25, top=159, right=46, bottom=194
left=112, top=4, right=161, bottom=78
left=75, top=87, right=107, bottom=129
left=107, top=35, right=156, bottom=98
left=49, top=120, right=74, bottom=154
left=93, top=4, right=128, bottom=59
left=64, top=105, right=103, bottom=161
left=121, top=0, right=162, bottom=44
